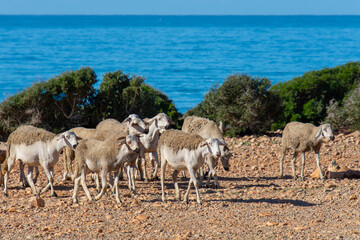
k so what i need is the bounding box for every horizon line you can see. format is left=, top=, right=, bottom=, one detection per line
left=1, top=14, right=360, bottom=16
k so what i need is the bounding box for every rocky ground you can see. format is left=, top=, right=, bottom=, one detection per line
left=1, top=131, right=360, bottom=239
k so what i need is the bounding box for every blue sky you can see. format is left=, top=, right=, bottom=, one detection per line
left=1, top=0, right=360, bottom=15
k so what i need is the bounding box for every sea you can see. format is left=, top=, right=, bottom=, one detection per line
left=1, top=15, right=360, bottom=113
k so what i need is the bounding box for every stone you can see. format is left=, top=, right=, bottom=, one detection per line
left=31, top=197, right=45, bottom=208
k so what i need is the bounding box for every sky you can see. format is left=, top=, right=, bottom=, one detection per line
left=1, top=0, right=360, bottom=15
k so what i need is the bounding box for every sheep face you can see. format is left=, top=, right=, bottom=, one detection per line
left=201, top=138, right=222, bottom=158
left=318, top=124, right=335, bottom=141
left=59, top=131, right=78, bottom=149
left=156, top=113, right=174, bottom=130
left=220, top=144, right=232, bottom=171
left=120, top=135, right=141, bottom=153
left=123, top=114, right=149, bottom=135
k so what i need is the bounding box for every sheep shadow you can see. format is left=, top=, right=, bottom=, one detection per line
left=218, top=197, right=317, bottom=207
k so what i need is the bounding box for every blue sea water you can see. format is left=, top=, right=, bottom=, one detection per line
left=0, top=15, right=360, bottom=113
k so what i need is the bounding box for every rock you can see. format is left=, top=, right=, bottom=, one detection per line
left=136, top=214, right=148, bottom=221
left=349, top=195, right=357, bottom=200
left=259, top=212, right=273, bottom=217
left=31, top=197, right=45, bottom=208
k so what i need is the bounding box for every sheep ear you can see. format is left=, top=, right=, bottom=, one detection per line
left=316, top=128, right=323, bottom=138
left=117, top=136, right=126, bottom=141
left=118, top=140, right=126, bottom=146
left=57, top=133, right=65, bottom=141
left=224, top=145, right=230, bottom=151
left=144, top=117, right=157, bottom=126
left=219, top=121, right=224, bottom=134
left=76, top=136, right=83, bottom=141
left=200, top=141, right=208, bottom=148
left=122, top=117, right=131, bottom=123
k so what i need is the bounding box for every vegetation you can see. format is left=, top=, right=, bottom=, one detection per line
left=326, top=84, right=360, bottom=131
left=186, top=62, right=360, bottom=135
left=0, top=68, right=181, bottom=139
left=2, top=61, right=360, bottom=139
left=185, top=74, right=281, bottom=136
left=270, top=62, right=360, bottom=129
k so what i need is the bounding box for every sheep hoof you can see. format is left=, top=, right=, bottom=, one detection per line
left=22, top=183, right=29, bottom=188
left=4, top=193, right=8, bottom=197
left=144, top=179, right=149, bottom=183
left=52, top=192, right=58, bottom=197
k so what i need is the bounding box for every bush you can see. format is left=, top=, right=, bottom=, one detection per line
left=185, top=74, right=281, bottom=136
left=270, top=62, right=360, bottom=128
left=93, top=70, right=182, bottom=127
left=0, top=67, right=98, bottom=138
left=0, top=68, right=182, bottom=139
left=326, top=85, right=360, bottom=130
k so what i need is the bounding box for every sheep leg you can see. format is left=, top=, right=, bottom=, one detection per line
left=72, top=175, right=81, bottom=203
left=198, top=167, right=204, bottom=187
left=80, top=168, right=93, bottom=202
left=126, top=165, right=136, bottom=194
left=279, top=151, right=286, bottom=179
left=185, top=168, right=202, bottom=205
left=19, top=161, right=29, bottom=187
left=172, top=169, right=181, bottom=201
left=3, top=172, right=9, bottom=197
left=94, top=170, right=107, bottom=201
left=206, top=157, right=219, bottom=188
left=315, top=151, right=325, bottom=179
left=141, top=151, right=149, bottom=182
left=291, top=152, right=298, bottom=180
left=300, top=152, right=306, bottom=180
left=119, top=165, right=124, bottom=180
left=26, top=166, right=39, bottom=196
left=130, top=166, right=136, bottom=194
left=113, top=171, right=121, bottom=204
left=136, top=157, right=143, bottom=180
left=150, top=152, right=159, bottom=180
left=108, top=172, right=114, bottom=192
left=183, top=178, right=193, bottom=204
left=32, top=166, right=39, bottom=184
left=42, top=165, right=56, bottom=197
left=161, top=157, right=167, bottom=203
left=91, top=173, right=100, bottom=193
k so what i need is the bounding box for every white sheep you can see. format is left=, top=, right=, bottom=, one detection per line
left=94, top=114, right=149, bottom=141
left=136, top=113, right=174, bottom=181
left=182, top=116, right=232, bottom=188
left=158, top=129, right=224, bottom=205
left=279, top=121, right=334, bottom=180
left=62, top=127, right=96, bottom=181
left=2, top=125, right=78, bottom=197
left=71, top=135, right=140, bottom=204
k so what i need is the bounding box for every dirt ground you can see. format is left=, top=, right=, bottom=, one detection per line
left=1, top=131, right=360, bottom=239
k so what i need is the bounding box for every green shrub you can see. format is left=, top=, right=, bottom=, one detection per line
left=0, top=68, right=182, bottom=140
left=185, top=74, right=281, bottom=136
left=0, top=67, right=98, bottom=138
left=326, top=85, right=360, bottom=130
left=93, top=71, right=182, bottom=127
left=271, top=62, right=360, bottom=128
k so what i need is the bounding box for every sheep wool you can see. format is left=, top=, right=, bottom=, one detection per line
left=158, top=129, right=205, bottom=152
left=7, top=125, right=55, bottom=146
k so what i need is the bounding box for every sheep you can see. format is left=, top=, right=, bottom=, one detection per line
left=158, top=129, right=224, bottom=205
left=62, top=127, right=95, bottom=181
left=0, top=142, right=7, bottom=185
left=279, top=121, right=334, bottom=180
left=1, top=125, right=78, bottom=197
left=94, top=114, right=149, bottom=141
left=182, top=116, right=232, bottom=188
left=136, top=113, right=174, bottom=181
left=71, top=135, right=141, bottom=204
